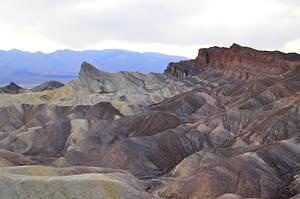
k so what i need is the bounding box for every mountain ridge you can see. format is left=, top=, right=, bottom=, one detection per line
left=0, top=49, right=186, bottom=85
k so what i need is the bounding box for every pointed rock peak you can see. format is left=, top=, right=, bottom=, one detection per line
left=80, top=62, right=99, bottom=74
left=0, top=82, right=23, bottom=94
left=7, top=82, right=22, bottom=89
left=79, top=62, right=109, bottom=79
left=80, top=62, right=101, bottom=76
left=230, top=43, right=243, bottom=49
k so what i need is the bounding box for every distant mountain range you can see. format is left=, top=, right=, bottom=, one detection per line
left=0, top=49, right=186, bottom=85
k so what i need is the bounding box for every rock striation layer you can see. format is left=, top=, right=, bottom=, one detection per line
left=0, top=45, right=299, bottom=198
left=165, top=43, right=300, bottom=80
left=0, top=166, right=154, bottom=199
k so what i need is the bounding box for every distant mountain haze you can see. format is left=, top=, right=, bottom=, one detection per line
left=0, top=49, right=186, bottom=85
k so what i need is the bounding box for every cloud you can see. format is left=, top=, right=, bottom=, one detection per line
left=0, top=0, right=299, bottom=56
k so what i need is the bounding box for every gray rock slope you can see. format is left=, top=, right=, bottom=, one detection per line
left=0, top=45, right=299, bottom=198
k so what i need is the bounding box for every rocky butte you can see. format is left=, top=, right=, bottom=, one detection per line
left=0, top=44, right=299, bottom=199
left=165, top=43, right=300, bottom=80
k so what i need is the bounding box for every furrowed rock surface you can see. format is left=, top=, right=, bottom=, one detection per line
left=0, top=166, right=155, bottom=199
left=0, top=62, right=197, bottom=115
left=0, top=45, right=299, bottom=198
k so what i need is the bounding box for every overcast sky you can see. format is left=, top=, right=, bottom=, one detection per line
left=0, top=0, right=299, bottom=57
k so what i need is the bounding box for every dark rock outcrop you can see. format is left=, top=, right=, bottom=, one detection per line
left=31, top=80, right=64, bottom=92
left=164, top=60, right=196, bottom=79
left=0, top=82, right=23, bottom=94
left=165, top=43, right=300, bottom=80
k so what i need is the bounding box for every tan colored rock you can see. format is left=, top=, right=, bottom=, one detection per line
left=0, top=166, right=155, bottom=199
left=216, top=193, right=243, bottom=199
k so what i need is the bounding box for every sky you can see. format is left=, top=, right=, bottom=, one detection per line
left=0, top=0, right=299, bottom=57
